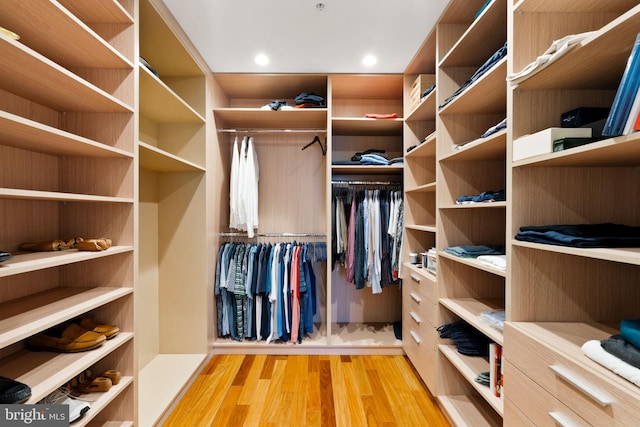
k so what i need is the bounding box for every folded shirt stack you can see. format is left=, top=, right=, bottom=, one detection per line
left=456, top=189, right=505, bottom=204
left=515, top=223, right=640, bottom=248
left=444, top=245, right=505, bottom=258
left=477, top=255, right=506, bottom=271
left=581, top=319, right=640, bottom=387
left=437, top=321, right=492, bottom=357
left=478, top=310, right=506, bottom=331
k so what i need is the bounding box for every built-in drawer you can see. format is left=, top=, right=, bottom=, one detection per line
left=504, top=360, right=590, bottom=427
left=506, top=323, right=640, bottom=426
left=403, top=266, right=437, bottom=305
left=403, top=320, right=436, bottom=392
left=504, top=399, right=535, bottom=427
left=403, top=280, right=438, bottom=327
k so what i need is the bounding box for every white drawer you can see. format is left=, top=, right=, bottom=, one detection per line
left=506, top=323, right=640, bottom=426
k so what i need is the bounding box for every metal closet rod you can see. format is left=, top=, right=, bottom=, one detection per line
left=331, top=180, right=402, bottom=186
left=218, top=129, right=327, bottom=134
left=217, top=232, right=327, bottom=237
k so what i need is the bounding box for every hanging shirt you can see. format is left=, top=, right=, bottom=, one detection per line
left=243, top=137, right=259, bottom=237
left=229, top=137, right=240, bottom=229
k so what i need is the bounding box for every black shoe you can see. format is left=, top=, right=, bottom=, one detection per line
left=0, top=251, right=12, bottom=262
left=0, top=376, right=31, bottom=404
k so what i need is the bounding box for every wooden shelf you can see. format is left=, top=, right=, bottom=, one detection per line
left=439, top=58, right=507, bottom=115
left=139, top=66, right=205, bottom=123
left=0, top=286, right=132, bottom=348
left=0, top=189, right=134, bottom=203
left=73, top=377, right=134, bottom=427
left=440, top=202, right=507, bottom=210
left=439, top=0, right=507, bottom=68
left=214, top=73, right=327, bottom=100
left=331, top=74, right=403, bottom=99
left=0, top=332, right=133, bottom=403
left=406, top=134, right=436, bottom=158
left=0, top=110, right=133, bottom=158
left=439, top=251, right=506, bottom=277
left=0, top=36, right=132, bottom=113
left=58, top=0, right=134, bottom=24
left=512, top=240, right=640, bottom=266
left=139, top=142, right=205, bottom=172
left=439, top=298, right=504, bottom=345
left=214, top=108, right=327, bottom=130
left=331, top=165, right=403, bottom=175
left=406, top=182, right=437, bottom=194
left=439, top=344, right=504, bottom=416
left=406, top=90, right=437, bottom=122
left=0, top=0, right=132, bottom=69
left=406, top=224, right=437, bottom=233
left=440, top=130, right=506, bottom=162
left=512, top=133, right=640, bottom=167
left=437, top=394, right=503, bottom=427
left=405, top=28, right=437, bottom=75
left=332, top=117, right=403, bottom=136
left=514, top=0, right=638, bottom=13
left=515, top=7, right=640, bottom=90
left=0, top=246, right=134, bottom=278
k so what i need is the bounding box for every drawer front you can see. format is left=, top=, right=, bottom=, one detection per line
left=506, top=324, right=640, bottom=426
left=504, top=360, right=590, bottom=427
left=403, top=326, right=436, bottom=392
left=403, top=291, right=437, bottom=350
left=504, top=399, right=535, bottom=427
left=403, top=281, right=438, bottom=327
left=404, top=269, right=437, bottom=305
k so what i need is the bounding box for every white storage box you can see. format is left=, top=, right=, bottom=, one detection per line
left=513, top=127, right=592, bottom=161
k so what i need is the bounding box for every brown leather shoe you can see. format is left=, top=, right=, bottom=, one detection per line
left=27, top=324, right=106, bottom=353
left=79, top=317, right=119, bottom=340
left=76, top=238, right=112, bottom=252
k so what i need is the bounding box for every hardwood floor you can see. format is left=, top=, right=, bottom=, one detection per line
left=163, top=354, right=450, bottom=427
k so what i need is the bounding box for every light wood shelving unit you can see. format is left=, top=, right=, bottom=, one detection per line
left=0, top=0, right=136, bottom=424
left=504, top=2, right=640, bottom=426
left=136, top=0, right=210, bottom=425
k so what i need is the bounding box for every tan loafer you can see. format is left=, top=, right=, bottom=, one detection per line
left=27, top=324, right=106, bottom=353
left=79, top=317, right=120, bottom=340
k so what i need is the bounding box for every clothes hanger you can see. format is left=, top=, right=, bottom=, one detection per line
left=301, top=134, right=326, bottom=156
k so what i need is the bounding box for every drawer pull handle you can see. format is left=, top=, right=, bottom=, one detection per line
left=409, top=312, right=422, bottom=324
left=548, top=412, right=579, bottom=427
left=549, top=365, right=613, bottom=406
left=410, top=292, right=421, bottom=303
left=409, top=330, right=422, bottom=344
left=410, top=274, right=421, bottom=283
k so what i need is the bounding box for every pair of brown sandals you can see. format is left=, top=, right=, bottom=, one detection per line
left=67, top=369, right=122, bottom=394
left=19, top=237, right=112, bottom=252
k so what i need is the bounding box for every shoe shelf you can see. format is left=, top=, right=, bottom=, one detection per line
left=139, top=142, right=206, bottom=173
left=0, top=0, right=133, bottom=69
left=439, top=0, right=507, bottom=68
left=0, top=37, right=132, bottom=113
left=515, top=6, right=640, bottom=90
left=213, top=108, right=328, bottom=130
left=0, top=286, right=132, bottom=348
left=513, top=132, right=640, bottom=167
left=0, top=246, right=134, bottom=278
left=97, top=423, right=133, bottom=427
left=439, top=298, right=504, bottom=345
left=439, top=251, right=507, bottom=278
left=0, top=111, right=133, bottom=158
left=58, top=0, right=134, bottom=25
left=0, top=332, right=132, bottom=403
left=438, top=58, right=507, bottom=115
left=440, top=129, right=506, bottom=162
left=514, top=0, right=638, bottom=13
left=439, top=344, right=504, bottom=416
left=73, top=375, right=134, bottom=427
left=139, top=66, right=205, bottom=124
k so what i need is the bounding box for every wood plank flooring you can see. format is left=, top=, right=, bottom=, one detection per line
left=163, top=354, right=450, bottom=427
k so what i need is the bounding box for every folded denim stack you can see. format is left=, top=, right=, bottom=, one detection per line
left=515, top=223, right=640, bottom=248
left=437, top=321, right=492, bottom=357
left=456, top=189, right=505, bottom=204
left=294, top=92, right=324, bottom=108
left=444, top=245, right=505, bottom=258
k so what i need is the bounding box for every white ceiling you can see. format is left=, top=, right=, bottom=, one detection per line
left=161, top=0, right=450, bottom=74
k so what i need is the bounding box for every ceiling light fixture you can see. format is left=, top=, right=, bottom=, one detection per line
left=254, top=54, right=269, bottom=66
left=362, top=54, right=377, bottom=66
left=316, top=3, right=325, bottom=11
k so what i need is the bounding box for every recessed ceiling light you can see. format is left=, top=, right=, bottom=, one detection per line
left=362, top=54, right=377, bottom=66
left=255, top=54, right=269, bottom=66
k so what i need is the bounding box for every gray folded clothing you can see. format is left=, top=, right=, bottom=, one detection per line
left=601, top=335, right=640, bottom=369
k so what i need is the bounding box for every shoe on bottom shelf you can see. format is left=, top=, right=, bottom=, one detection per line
left=0, top=251, right=12, bottom=263
left=39, top=388, right=90, bottom=424
left=0, top=376, right=31, bottom=404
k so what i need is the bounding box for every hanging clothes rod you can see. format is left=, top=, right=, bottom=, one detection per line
left=331, top=180, right=402, bottom=186
left=217, top=232, right=327, bottom=237
left=218, top=129, right=327, bottom=134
